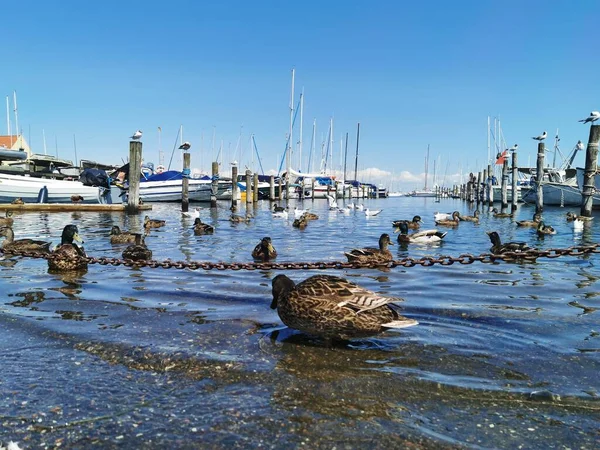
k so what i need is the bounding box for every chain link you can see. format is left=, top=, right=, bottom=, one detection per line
left=1, top=243, right=599, bottom=271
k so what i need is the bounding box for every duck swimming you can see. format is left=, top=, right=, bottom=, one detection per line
left=566, top=211, right=593, bottom=222
left=230, top=214, right=252, bottom=223
left=0, top=226, right=51, bottom=253
left=459, top=210, right=479, bottom=223
left=292, top=215, right=308, bottom=229
left=396, top=221, right=447, bottom=244
left=193, top=218, right=214, bottom=235
left=536, top=221, right=556, bottom=236
left=344, top=233, right=393, bottom=264
left=392, top=215, right=421, bottom=229
left=492, top=207, right=513, bottom=218
left=122, top=233, right=152, bottom=261
left=0, top=211, right=14, bottom=227
left=252, top=236, right=277, bottom=261
left=435, top=211, right=460, bottom=227
left=516, top=213, right=542, bottom=227
left=144, top=216, right=166, bottom=228
left=109, top=225, right=138, bottom=244
left=48, top=225, right=87, bottom=272
left=486, top=231, right=531, bottom=255
left=271, top=274, right=418, bottom=341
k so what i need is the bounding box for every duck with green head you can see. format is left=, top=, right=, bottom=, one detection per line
left=345, top=233, right=393, bottom=264
left=48, top=225, right=87, bottom=271
left=0, top=226, right=51, bottom=253
left=270, top=274, right=418, bottom=341
left=396, top=221, right=447, bottom=244
left=252, top=236, right=277, bottom=261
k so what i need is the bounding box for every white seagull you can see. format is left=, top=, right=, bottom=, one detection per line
left=364, top=208, right=382, bottom=217
left=509, top=144, right=518, bottom=151
left=179, top=141, right=191, bottom=151
left=182, top=207, right=201, bottom=219
left=293, top=207, right=308, bottom=219
left=572, top=217, right=584, bottom=232
left=273, top=209, right=289, bottom=219
left=532, top=131, right=547, bottom=141
left=130, top=130, right=143, bottom=140
left=325, top=194, right=338, bottom=210
left=578, top=111, right=600, bottom=124
left=434, top=212, right=452, bottom=222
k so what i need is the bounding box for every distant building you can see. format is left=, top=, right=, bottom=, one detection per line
left=0, top=134, right=31, bottom=156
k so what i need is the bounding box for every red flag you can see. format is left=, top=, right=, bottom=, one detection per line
left=495, top=150, right=508, bottom=165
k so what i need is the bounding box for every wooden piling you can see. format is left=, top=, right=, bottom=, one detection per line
left=211, top=161, right=219, bottom=208
left=231, top=165, right=238, bottom=211
left=245, top=170, right=252, bottom=204
left=481, top=169, right=487, bottom=205
left=487, top=164, right=494, bottom=206
left=126, top=140, right=142, bottom=214
left=181, top=152, right=190, bottom=213
left=535, top=142, right=545, bottom=214
left=501, top=158, right=509, bottom=209
left=253, top=173, right=259, bottom=203
left=476, top=172, right=481, bottom=204
left=580, top=124, right=600, bottom=217
left=511, top=151, right=518, bottom=212
left=269, top=175, right=275, bottom=201
left=278, top=178, right=283, bottom=201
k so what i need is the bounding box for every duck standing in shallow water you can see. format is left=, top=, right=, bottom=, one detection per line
left=271, top=274, right=418, bottom=341
left=344, top=233, right=393, bottom=264
left=193, top=218, right=214, bottom=235
left=435, top=211, right=461, bottom=227
left=122, top=233, right=152, bottom=261
left=109, top=225, right=138, bottom=244
left=486, top=231, right=531, bottom=255
left=144, top=216, right=166, bottom=229
left=0, top=226, right=51, bottom=253
left=396, top=221, right=447, bottom=244
left=516, top=213, right=542, bottom=227
left=48, top=225, right=87, bottom=272
left=252, top=237, right=277, bottom=261
left=0, top=211, right=14, bottom=226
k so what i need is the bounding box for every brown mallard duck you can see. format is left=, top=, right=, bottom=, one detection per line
left=0, top=226, right=52, bottom=253
left=516, top=213, right=542, bottom=227
left=122, top=233, right=152, bottom=261
left=0, top=211, right=14, bottom=226
left=435, top=211, right=461, bottom=227
left=144, top=216, right=166, bottom=228
left=536, top=221, right=556, bottom=236
left=48, top=225, right=87, bottom=271
left=292, top=215, right=308, bottom=229
left=11, top=198, right=24, bottom=205
left=566, top=211, right=594, bottom=222
left=392, top=215, right=421, bottom=229
left=270, top=274, right=418, bottom=340
left=230, top=214, right=252, bottom=223
left=193, top=218, right=214, bottom=235
left=459, top=210, right=479, bottom=223
left=252, top=236, right=277, bottom=261
left=303, top=212, right=319, bottom=221
left=492, top=207, right=513, bottom=218
left=109, top=225, right=138, bottom=244
left=396, top=221, right=447, bottom=244
left=486, top=231, right=530, bottom=255
left=344, top=233, right=393, bottom=264
left=71, top=195, right=85, bottom=203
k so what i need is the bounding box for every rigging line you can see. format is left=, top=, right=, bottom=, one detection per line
left=252, top=135, right=265, bottom=175
left=277, top=98, right=302, bottom=175
left=167, top=127, right=182, bottom=171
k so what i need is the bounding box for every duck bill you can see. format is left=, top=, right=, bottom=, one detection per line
left=73, top=232, right=84, bottom=244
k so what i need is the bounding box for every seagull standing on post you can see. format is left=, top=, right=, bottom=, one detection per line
left=130, top=130, right=143, bottom=140
left=179, top=141, right=191, bottom=151
left=532, top=131, right=547, bottom=141
left=509, top=144, right=518, bottom=152
left=578, top=111, right=600, bottom=124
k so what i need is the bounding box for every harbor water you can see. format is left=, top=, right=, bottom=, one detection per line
left=0, top=197, right=599, bottom=449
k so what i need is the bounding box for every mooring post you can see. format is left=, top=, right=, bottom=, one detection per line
left=476, top=172, right=481, bottom=205
left=231, top=164, right=238, bottom=211
left=245, top=170, right=252, bottom=204
left=181, top=151, right=190, bottom=213
left=501, top=158, right=509, bottom=209
left=580, top=124, right=600, bottom=217
left=126, top=140, right=142, bottom=214
left=511, top=151, right=518, bottom=212
left=481, top=169, right=487, bottom=205
left=211, top=161, right=219, bottom=208
left=278, top=178, right=283, bottom=201
left=311, top=178, right=315, bottom=200
left=253, top=173, right=259, bottom=203
left=535, top=142, right=545, bottom=214
left=269, top=175, right=275, bottom=201
left=487, top=164, right=494, bottom=206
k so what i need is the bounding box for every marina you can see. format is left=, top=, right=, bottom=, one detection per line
left=1, top=196, right=599, bottom=448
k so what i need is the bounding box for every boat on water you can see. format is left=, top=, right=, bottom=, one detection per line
left=408, top=189, right=437, bottom=198
left=520, top=167, right=582, bottom=206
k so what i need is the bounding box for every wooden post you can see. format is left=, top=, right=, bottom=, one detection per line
left=278, top=178, right=283, bottom=200
left=501, top=158, right=508, bottom=209
left=511, top=151, right=518, bottom=212
left=487, top=163, right=494, bottom=206
left=231, top=165, right=238, bottom=211
left=481, top=169, right=487, bottom=205
left=311, top=178, right=315, bottom=199
left=581, top=124, right=600, bottom=217
left=211, top=161, right=219, bottom=208
left=181, top=152, right=190, bottom=213
left=269, top=175, right=275, bottom=201
left=253, top=173, right=259, bottom=203
left=126, top=140, right=142, bottom=214
left=535, top=142, right=545, bottom=214
left=245, top=170, right=252, bottom=204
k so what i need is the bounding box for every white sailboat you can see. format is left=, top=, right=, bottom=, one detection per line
left=409, top=144, right=436, bottom=197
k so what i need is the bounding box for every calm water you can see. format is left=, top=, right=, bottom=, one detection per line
left=1, top=197, right=599, bottom=449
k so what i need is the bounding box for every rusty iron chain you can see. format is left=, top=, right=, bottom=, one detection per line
left=0, top=243, right=599, bottom=271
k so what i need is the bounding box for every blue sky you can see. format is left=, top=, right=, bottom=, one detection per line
left=3, top=0, right=600, bottom=190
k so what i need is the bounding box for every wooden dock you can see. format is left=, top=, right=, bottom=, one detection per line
left=0, top=203, right=152, bottom=212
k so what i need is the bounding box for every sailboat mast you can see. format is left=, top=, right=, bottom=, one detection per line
left=553, top=128, right=559, bottom=167
left=286, top=68, right=295, bottom=198
left=158, top=126, right=163, bottom=166
left=6, top=96, right=11, bottom=143
left=308, top=119, right=316, bottom=173
left=43, top=129, right=47, bottom=155
left=487, top=116, right=490, bottom=166
left=73, top=134, right=78, bottom=167
left=343, top=132, right=349, bottom=183
left=424, top=144, right=430, bottom=190
left=329, top=117, right=334, bottom=175
left=13, top=91, right=18, bottom=138
left=354, top=122, right=360, bottom=182
left=299, top=89, right=304, bottom=172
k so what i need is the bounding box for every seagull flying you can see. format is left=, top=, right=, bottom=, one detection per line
left=579, top=111, right=600, bottom=124
left=130, top=130, right=143, bottom=140
left=179, top=141, right=191, bottom=151
left=532, top=131, right=547, bottom=141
